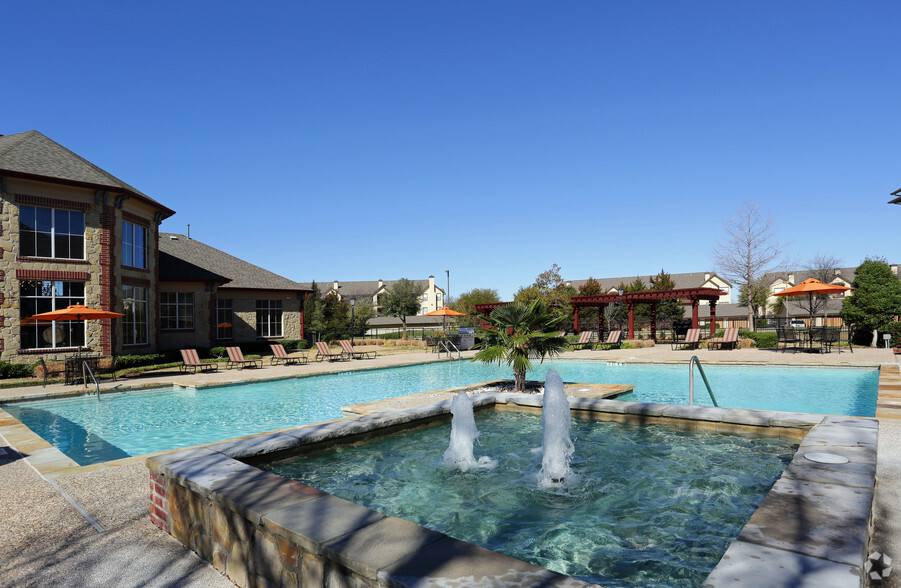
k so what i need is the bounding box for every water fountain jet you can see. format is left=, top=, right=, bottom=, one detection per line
left=442, top=392, right=496, bottom=471
left=538, top=369, right=575, bottom=487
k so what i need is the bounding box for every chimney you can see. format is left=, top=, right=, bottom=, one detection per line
left=378, top=279, right=383, bottom=289
left=186, top=224, right=190, bottom=239
left=788, top=274, right=795, bottom=284
left=892, top=265, right=899, bottom=276
left=333, top=281, right=339, bottom=294
left=428, top=275, right=435, bottom=289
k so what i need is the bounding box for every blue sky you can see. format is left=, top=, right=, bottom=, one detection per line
left=5, top=2, right=899, bottom=300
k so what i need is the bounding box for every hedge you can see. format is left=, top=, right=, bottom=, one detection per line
left=0, top=362, right=35, bottom=380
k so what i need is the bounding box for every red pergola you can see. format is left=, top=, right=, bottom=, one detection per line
left=475, top=287, right=726, bottom=341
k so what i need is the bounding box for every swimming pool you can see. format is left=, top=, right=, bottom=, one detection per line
left=1, top=360, right=878, bottom=465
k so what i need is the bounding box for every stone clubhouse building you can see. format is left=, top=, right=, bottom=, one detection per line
left=0, top=130, right=310, bottom=364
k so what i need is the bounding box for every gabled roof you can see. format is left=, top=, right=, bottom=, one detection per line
left=158, top=251, right=229, bottom=283
left=159, top=234, right=310, bottom=292
left=304, top=279, right=442, bottom=298
left=0, top=130, right=174, bottom=218
left=763, top=268, right=858, bottom=287
left=568, top=272, right=731, bottom=293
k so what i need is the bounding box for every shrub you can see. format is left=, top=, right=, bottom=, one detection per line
left=739, top=330, right=778, bottom=349
left=0, top=362, right=36, bottom=379
left=275, top=339, right=309, bottom=351
left=115, top=354, right=168, bottom=370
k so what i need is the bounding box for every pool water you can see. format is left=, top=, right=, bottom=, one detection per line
left=260, top=411, right=797, bottom=587
left=1, top=360, right=877, bottom=465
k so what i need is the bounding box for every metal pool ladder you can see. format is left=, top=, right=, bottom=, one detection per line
left=437, top=339, right=461, bottom=360
left=81, top=360, right=101, bottom=400
left=689, top=356, right=718, bottom=407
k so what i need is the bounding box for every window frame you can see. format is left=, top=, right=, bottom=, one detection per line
left=19, top=205, right=85, bottom=260
left=160, top=292, right=195, bottom=330
left=19, top=280, right=86, bottom=350
left=122, top=221, right=147, bottom=269
left=216, top=299, right=234, bottom=340
left=255, top=299, right=283, bottom=338
left=122, top=285, right=148, bottom=346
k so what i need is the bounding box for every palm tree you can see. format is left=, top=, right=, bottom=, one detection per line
left=473, top=299, right=569, bottom=392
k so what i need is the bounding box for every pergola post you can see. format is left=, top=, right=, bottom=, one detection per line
left=650, top=302, right=658, bottom=342
left=627, top=302, right=636, bottom=340
left=691, top=299, right=700, bottom=329
left=598, top=303, right=606, bottom=338
left=709, top=300, right=718, bottom=336
left=573, top=307, right=580, bottom=333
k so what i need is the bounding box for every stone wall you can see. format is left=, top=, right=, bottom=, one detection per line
left=1, top=178, right=163, bottom=363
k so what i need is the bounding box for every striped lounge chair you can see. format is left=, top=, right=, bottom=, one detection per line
left=339, top=340, right=376, bottom=360
left=180, top=349, right=218, bottom=373
left=226, top=346, right=263, bottom=369
left=269, top=344, right=308, bottom=365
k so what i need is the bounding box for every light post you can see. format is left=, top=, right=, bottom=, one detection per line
left=350, top=298, right=356, bottom=345
left=617, top=288, right=624, bottom=332
left=445, top=270, right=450, bottom=308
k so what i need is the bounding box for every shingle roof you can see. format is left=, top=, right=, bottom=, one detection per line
left=0, top=130, right=174, bottom=217
left=568, top=272, right=730, bottom=292
left=159, top=234, right=310, bottom=292
left=158, top=251, right=229, bottom=283
left=763, top=268, right=858, bottom=286
left=303, top=279, right=441, bottom=298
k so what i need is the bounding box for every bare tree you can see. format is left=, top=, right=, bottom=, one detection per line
left=713, top=202, right=786, bottom=331
left=790, top=253, right=844, bottom=318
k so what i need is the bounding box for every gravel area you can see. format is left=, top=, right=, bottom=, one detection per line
left=0, top=442, right=95, bottom=562
left=0, top=521, right=233, bottom=587
left=55, top=463, right=149, bottom=532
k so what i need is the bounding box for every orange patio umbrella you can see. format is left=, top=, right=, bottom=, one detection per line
left=423, top=307, right=467, bottom=317
left=27, top=304, right=124, bottom=322
left=773, top=279, right=851, bottom=326
left=423, top=306, right=467, bottom=333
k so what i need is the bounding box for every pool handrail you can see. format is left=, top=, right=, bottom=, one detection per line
left=689, top=356, right=718, bottom=407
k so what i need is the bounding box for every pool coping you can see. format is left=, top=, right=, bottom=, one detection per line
left=0, top=361, right=893, bottom=482
left=145, top=394, right=876, bottom=588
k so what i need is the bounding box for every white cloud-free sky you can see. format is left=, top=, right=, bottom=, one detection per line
left=5, top=2, right=899, bottom=299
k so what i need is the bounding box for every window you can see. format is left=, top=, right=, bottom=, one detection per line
left=122, top=221, right=146, bottom=268
left=19, top=280, right=86, bottom=349
left=216, top=299, right=234, bottom=339
left=256, top=300, right=283, bottom=338
left=19, top=205, right=85, bottom=259
left=421, top=306, right=428, bottom=314
left=160, top=292, right=194, bottom=330
left=122, top=285, right=147, bottom=345
left=422, top=293, right=428, bottom=301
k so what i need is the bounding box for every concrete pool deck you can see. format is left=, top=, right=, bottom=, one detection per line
left=0, top=345, right=898, bottom=586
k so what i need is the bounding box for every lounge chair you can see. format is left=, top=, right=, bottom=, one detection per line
left=315, top=341, right=348, bottom=362
left=269, top=344, right=308, bottom=365
left=596, top=330, right=623, bottom=350
left=707, top=327, right=739, bottom=351
left=339, top=340, right=376, bottom=359
left=672, top=328, right=701, bottom=350
left=225, top=346, right=263, bottom=369
left=180, top=349, right=218, bottom=373
left=569, top=331, right=594, bottom=350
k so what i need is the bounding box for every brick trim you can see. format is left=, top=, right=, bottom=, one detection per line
left=18, top=346, right=90, bottom=355
left=14, top=194, right=90, bottom=212
left=149, top=472, right=170, bottom=533
left=16, top=269, right=91, bottom=281
left=122, top=211, right=150, bottom=227
left=16, top=256, right=89, bottom=265
left=122, top=276, right=151, bottom=287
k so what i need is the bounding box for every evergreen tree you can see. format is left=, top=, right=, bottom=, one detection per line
left=840, top=258, right=901, bottom=347
left=649, top=269, right=684, bottom=324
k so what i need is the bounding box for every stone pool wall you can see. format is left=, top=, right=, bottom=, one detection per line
left=146, top=393, right=877, bottom=587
